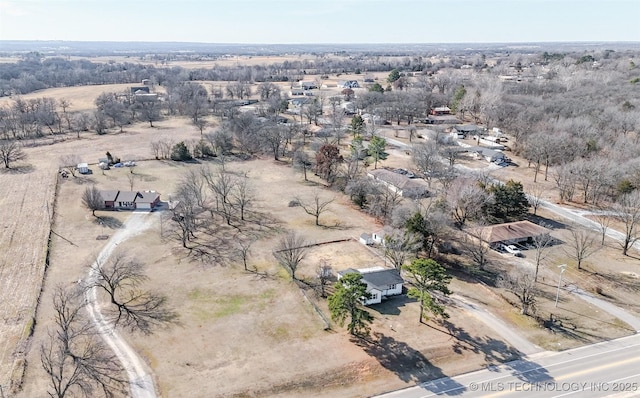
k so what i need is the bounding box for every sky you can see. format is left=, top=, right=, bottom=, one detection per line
left=0, top=0, right=639, bottom=44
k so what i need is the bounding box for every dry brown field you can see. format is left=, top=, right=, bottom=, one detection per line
left=18, top=151, right=526, bottom=397
left=2, top=117, right=200, bottom=394
left=4, top=110, right=640, bottom=397
left=0, top=83, right=167, bottom=113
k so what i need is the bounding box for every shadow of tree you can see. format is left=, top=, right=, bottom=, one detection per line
left=96, top=216, right=124, bottom=229
left=588, top=270, right=640, bottom=294
left=352, top=332, right=466, bottom=395
left=503, top=358, right=554, bottom=384
left=369, top=295, right=414, bottom=316
left=320, top=221, right=353, bottom=231
left=73, top=176, right=97, bottom=185
left=434, top=320, right=521, bottom=365
left=1, top=164, right=34, bottom=174
left=539, top=310, right=624, bottom=342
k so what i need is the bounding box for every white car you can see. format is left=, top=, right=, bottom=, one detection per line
left=503, top=244, right=523, bottom=257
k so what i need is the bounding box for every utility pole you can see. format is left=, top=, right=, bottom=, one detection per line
left=555, top=264, right=567, bottom=307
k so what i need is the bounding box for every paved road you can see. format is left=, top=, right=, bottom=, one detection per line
left=84, top=212, right=157, bottom=398
left=373, top=333, right=640, bottom=398
left=538, top=200, right=640, bottom=252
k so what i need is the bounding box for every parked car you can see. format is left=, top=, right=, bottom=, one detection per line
left=502, top=244, right=523, bottom=257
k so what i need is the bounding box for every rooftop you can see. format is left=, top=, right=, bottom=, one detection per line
left=469, top=220, right=551, bottom=244
left=368, top=169, right=429, bottom=191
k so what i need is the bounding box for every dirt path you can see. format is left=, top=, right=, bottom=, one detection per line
left=84, top=212, right=157, bottom=398
left=565, top=285, right=640, bottom=332
left=452, top=294, right=545, bottom=356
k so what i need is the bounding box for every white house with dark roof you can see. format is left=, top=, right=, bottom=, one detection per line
left=337, top=266, right=404, bottom=305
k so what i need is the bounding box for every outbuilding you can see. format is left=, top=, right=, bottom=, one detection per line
left=77, top=163, right=89, bottom=174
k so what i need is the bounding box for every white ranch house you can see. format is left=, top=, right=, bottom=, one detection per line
left=338, top=266, right=404, bottom=305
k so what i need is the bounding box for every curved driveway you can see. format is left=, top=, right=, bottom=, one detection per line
left=84, top=212, right=157, bottom=398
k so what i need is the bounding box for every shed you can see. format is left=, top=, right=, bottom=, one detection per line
left=77, top=163, right=89, bottom=174
left=372, top=230, right=387, bottom=245
left=359, top=233, right=374, bottom=246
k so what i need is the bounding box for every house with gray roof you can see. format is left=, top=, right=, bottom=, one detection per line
left=337, top=266, right=404, bottom=305
left=367, top=169, right=429, bottom=198
left=98, top=190, right=160, bottom=211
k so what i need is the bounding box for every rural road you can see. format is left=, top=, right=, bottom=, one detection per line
left=84, top=212, right=157, bottom=398
left=372, top=333, right=640, bottom=398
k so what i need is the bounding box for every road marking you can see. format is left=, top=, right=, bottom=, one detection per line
left=374, top=336, right=640, bottom=398
left=551, top=372, right=640, bottom=397
left=554, top=356, right=640, bottom=382
left=481, top=357, right=640, bottom=398
left=407, top=341, right=640, bottom=398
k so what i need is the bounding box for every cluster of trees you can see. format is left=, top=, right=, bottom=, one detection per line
left=0, top=49, right=480, bottom=98
left=166, top=165, right=265, bottom=266
left=0, top=56, right=159, bottom=97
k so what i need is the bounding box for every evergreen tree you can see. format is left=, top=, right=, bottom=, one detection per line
left=170, top=141, right=193, bottom=161
left=404, top=259, right=452, bottom=324
left=328, top=273, right=373, bottom=336
left=484, top=180, right=530, bottom=222
left=368, top=135, right=387, bottom=169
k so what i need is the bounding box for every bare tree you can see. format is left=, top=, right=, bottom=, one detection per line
left=82, top=185, right=103, bottom=217
left=89, top=251, right=178, bottom=334
left=273, top=231, right=308, bottom=280
left=383, top=229, right=421, bottom=271
left=499, top=268, right=538, bottom=316
left=170, top=180, right=204, bottom=248
left=440, top=145, right=461, bottom=168
left=532, top=232, right=554, bottom=282
left=592, top=209, right=613, bottom=245
left=0, top=140, right=26, bottom=168
left=236, top=237, right=255, bottom=271
left=445, top=178, right=487, bottom=228
left=40, top=285, right=127, bottom=398
left=59, top=98, right=72, bottom=130
left=293, top=149, right=313, bottom=181
left=412, top=141, right=443, bottom=189
left=201, top=167, right=238, bottom=225
left=316, top=259, right=333, bottom=298
left=192, top=118, right=208, bottom=136
left=564, top=225, right=600, bottom=270
left=231, top=174, right=254, bottom=221
left=611, top=191, right=640, bottom=256
left=461, top=230, right=490, bottom=270
left=126, top=173, right=136, bottom=191
left=529, top=182, right=545, bottom=216
left=295, top=192, right=334, bottom=226
left=368, top=184, right=403, bottom=223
